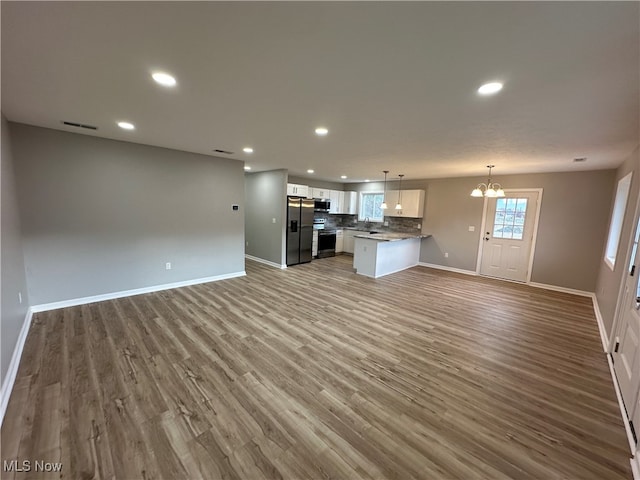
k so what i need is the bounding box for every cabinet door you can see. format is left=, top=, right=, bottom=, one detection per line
left=329, top=190, right=342, bottom=214
left=343, top=230, right=356, bottom=254
left=312, top=188, right=328, bottom=199
left=335, top=230, right=344, bottom=253
left=343, top=191, right=358, bottom=215
left=287, top=184, right=297, bottom=196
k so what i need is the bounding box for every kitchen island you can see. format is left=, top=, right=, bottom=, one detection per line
left=353, top=233, right=430, bottom=278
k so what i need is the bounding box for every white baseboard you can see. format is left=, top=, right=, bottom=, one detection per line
left=31, top=270, right=246, bottom=313
left=245, top=254, right=286, bottom=269
left=417, top=262, right=477, bottom=276
left=632, top=454, right=640, bottom=480
left=589, top=293, right=610, bottom=352
left=0, top=307, right=34, bottom=428
left=527, top=281, right=592, bottom=298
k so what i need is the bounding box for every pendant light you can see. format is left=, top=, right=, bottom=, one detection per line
left=381, top=170, right=389, bottom=209
left=395, top=174, right=404, bottom=210
left=471, top=165, right=505, bottom=198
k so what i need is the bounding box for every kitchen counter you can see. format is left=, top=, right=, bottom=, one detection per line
left=354, top=232, right=430, bottom=242
left=353, top=234, right=429, bottom=278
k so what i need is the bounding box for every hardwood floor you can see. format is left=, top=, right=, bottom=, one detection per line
left=1, top=255, right=632, bottom=479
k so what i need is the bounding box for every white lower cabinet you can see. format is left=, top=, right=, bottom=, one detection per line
left=312, top=230, right=318, bottom=257
left=343, top=230, right=357, bottom=254
left=336, top=229, right=344, bottom=253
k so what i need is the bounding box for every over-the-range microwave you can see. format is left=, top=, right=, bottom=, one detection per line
left=314, top=199, right=331, bottom=212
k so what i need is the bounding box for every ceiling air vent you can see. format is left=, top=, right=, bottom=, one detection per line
left=573, top=157, right=587, bottom=163
left=62, top=121, right=98, bottom=130
left=213, top=149, right=234, bottom=155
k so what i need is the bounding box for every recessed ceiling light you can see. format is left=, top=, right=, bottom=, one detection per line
left=244, top=166, right=251, bottom=171
left=307, top=169, right=315, bottom=174
left=117, top=121, right=135, bottom=130
left=243, top=147, right=254, bottom=154
left=341, top=175, right=347, bottom=179
left=315, top=127, right=328, bottom=136
left=364, top=179, right=370, bottom=182
left=152, top=72, right=176, bottom=87
left=478, top=82, right=503, bottom=95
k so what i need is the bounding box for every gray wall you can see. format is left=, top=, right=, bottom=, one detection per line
left=1, top=116, right=30, bottom=385
left=595, top=146, right=640, bottom=339
left=352, top=170, right=616, bottom=292
left=245, top=170, right=287, bottom=266
left=10, top=123, right=245, bottom=305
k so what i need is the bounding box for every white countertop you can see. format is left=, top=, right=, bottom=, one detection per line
left=354, top=233, right=431, bottom=242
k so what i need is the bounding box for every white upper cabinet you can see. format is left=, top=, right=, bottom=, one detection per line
left=329, top=190, right=343, bottom=214
left=310, top=187, right=329, bottom=199
left=342, top=191, right=358, bottom=215
left=287, top=183, right=310, bottom=198
left=384, top=189, right=425, bottom=218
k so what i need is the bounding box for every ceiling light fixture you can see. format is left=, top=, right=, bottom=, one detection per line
left=315, top=127, right=328, bottom=136
left=340, top=175, right=347, bottom=179
left=364, top=179, right=370, bottom=183
left=381, top=170, right=389, bottom=210
left=117, top=121, right=135, bottom=130
left=395, top=174, right=404, bottom=210
left=244, top=166, right=251, bottom=171
left=471, top=165, right=505, bottom=198
left=243, top=147, right=254, bottom=154
left=478, top=82, right=503, bottom=95
left=152, top=72, right=177, bottom=87
left=307, top=169, right=315, bottom=174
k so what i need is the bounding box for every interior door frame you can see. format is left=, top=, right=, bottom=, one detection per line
left=475, top=188, right=544, bottom=283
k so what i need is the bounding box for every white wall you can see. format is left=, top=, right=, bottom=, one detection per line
left=10, top=123, right=246, bottom=306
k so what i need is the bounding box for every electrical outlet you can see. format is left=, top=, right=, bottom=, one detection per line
left=383, top=221, right=389, bottom=226
left=469, top=226, right=475, bottom=232
left=272, top=218, right=276, bottom=224
left=444, top=252, right=449, bottom=258
left=246, top=241, right=249, bottom=246
left=18, top=292, right=22, bottom=304
left=165, top=262, right=172, bottom=270
left=417, top=223, right=421, bottom=229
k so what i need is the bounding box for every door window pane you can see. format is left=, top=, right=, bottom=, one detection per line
left=493, top=198, right=528, bottom=240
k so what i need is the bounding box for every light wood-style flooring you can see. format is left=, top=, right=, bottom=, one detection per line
left=1, top=255, right=632, bottom=479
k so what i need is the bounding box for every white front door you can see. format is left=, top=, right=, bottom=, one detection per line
left=479, top=191, right=540, bottom=282
left=613, top=216, right=640, bottom=431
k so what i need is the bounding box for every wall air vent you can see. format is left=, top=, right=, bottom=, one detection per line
left=62, top=121, right=98, bottom=130
left=213, top=149, right=234, bottom=155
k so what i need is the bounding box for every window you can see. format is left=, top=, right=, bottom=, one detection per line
left=359, top=192, right=384, bottom=221
left=493, top=197, right=528, bottom=240
left=605, top=172, right=633, bottom=270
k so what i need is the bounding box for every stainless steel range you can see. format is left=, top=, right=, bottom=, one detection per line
left=313, top=218, right=336, bottom=258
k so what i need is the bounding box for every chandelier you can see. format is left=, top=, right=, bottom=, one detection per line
left=471, top=165, right=505, bottom=198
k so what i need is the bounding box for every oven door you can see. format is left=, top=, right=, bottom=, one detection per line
left=317, top=231, right=336, bottom=258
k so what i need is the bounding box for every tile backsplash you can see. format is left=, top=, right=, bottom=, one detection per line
left=314, top=213, right=422, bottom=233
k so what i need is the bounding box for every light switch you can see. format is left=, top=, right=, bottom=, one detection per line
left=272, top=218, right=276, bottom=223
left=468, top=226, right=475, bottom=232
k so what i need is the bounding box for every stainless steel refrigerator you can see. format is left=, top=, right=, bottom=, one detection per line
left=287, top=196, right=314, bottom=266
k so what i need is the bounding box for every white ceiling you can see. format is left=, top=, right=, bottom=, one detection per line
left=2, top=2, right=639, bottom=183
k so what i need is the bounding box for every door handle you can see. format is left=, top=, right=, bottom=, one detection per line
left=484, top=237, right=490, bottom=241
